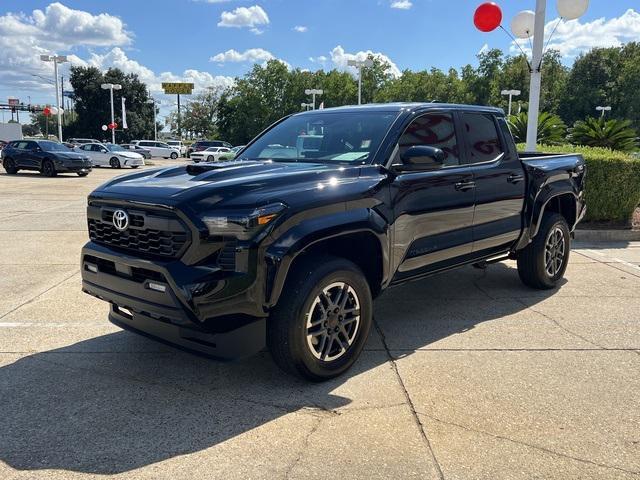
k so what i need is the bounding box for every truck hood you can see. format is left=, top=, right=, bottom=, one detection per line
left=91, top=160, right=376, bottom=210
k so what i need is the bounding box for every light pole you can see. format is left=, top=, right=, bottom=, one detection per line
left=101, top=83, right=122, bottom=144
left=347, top=58, right=373, bottom=105
left=146, top=98, right=157, bottom=140
left=40, top=54, right=68, bottom=142
left=596, top=106, right=612, bottom=118
left=301, top=102, right=313, bottom=111
left=304, top=89, right=323, bottom=110
left=501, top=89, right=521, bottom=117
left=525, top=0, right=546, bottom=151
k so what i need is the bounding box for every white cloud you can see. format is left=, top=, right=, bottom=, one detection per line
left=329, top=45, right=401, bottom=78
left=217, top=5, right=269, bottom=31
left=512, top=8, right=640, bottom=58
left=88, top=47, right=234, bottom=93
left=309, top=55, right=328, bottom=64
left=391, top=0, right=413, bottom=10
left=293, top=25, right=308, bottom=33
left=0, top=2, right=132, bottom=93
left=210, top=48, right=275, bottom=63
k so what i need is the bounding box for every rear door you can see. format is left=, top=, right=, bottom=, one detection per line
left=461, top=112, right=526, bottom=254
left=390, top=111, right=475, bottom=281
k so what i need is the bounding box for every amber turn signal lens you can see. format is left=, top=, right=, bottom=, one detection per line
left=258, top=213, right=278, bottom=225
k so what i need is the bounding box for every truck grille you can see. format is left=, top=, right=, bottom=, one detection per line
left=88, top=206, right=190, bottom=259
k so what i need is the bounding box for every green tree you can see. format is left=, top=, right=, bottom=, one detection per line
left=508, top=112, right=567, bottom=145
left=67, top=66, right=154, bottom=142
left=568, top=117, right=638, bottom=152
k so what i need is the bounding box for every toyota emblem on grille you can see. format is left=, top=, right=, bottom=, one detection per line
left=112, top=209, right=129, bottom=231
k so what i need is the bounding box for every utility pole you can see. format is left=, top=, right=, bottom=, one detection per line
left=146, top=98, right=158, bottom=140
left=40, top=54, right=68, bottom=141
left=347, top=58, right=374, bottom=105
left=101, top=83, right=122, bottom=144
left=501, top=89, right=521, bottom=117
left=304, top=89, right=324, bottom=110
left=525, top=0, right=546, bottom=151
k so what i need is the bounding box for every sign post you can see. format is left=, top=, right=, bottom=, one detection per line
left=161, top=83, right=194, bottom=138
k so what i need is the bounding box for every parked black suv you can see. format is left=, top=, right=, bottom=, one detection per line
left=2, top=140, right=92, bottom=177
left=81, top=103, right=586, bottom=380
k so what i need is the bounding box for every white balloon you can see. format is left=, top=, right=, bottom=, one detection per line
left=101, top=125, right=108, bottom=131
left=557, top=0, right=589, bottom=20
left=511, top=10, right=536, bottom=39
left=49, top=106, right=58, bottom=115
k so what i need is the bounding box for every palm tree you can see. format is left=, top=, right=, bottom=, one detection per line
left=507, top=112, right=567, bottom=145
left=568, top=117, right=639, bottom=152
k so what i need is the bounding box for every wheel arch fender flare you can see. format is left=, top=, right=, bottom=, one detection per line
left=263, top=207, right=389, bottom=308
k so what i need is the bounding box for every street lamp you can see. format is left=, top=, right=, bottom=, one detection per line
left=146, top=98, right=157, bottom=140
left=304, top=89, right=323, bottom=110
left=101, top=83, right=122, bottom=144
left=301, top=102, right=313, bottom=111
left=501, top=89, right=521, bottom=117
left=40, top=54, right=68, bottom=142
left=596, top=106, right=612, bottom=118
left=347, top=58, right=373, bottom=105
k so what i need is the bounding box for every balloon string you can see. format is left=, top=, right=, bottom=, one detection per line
left=539, top=16, right=564, bottom=70
left=499, top=25, right=532, bottom=72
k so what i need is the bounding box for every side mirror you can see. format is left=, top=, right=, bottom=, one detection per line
left=101, top=148, right=108, bottom=153
left=396, top=146, right=445, bottom=172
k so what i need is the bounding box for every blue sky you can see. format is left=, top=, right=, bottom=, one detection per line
left=0, top=1, right=638, bottom=122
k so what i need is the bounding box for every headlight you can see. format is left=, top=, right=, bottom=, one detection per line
left=201, top=203, right=286, bottom=240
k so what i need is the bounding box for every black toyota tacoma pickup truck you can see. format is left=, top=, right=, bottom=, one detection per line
left=81, top=103, right=586, bottom=380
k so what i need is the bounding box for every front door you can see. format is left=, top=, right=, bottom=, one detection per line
left=390, top=112, right=475, bottom=282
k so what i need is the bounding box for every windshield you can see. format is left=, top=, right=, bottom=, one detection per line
left=239, top=111, right=399, bottom=164
left=106, top=144, right=126, bottom=152
left=40, top=141, right=71, bottom=152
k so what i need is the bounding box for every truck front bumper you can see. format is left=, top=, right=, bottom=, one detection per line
left=81, top=241, right=266, bottom=360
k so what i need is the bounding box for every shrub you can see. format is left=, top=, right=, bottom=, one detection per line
left=517, top=144, right=640, bottom=224
left=508, top=112, right=567, bottom=145
left=568, top=117, right=639, bottom=152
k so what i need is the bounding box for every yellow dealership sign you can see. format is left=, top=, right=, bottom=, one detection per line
left=161, top=83, right=194, bottom=95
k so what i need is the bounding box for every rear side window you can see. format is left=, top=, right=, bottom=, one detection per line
left=139, top=141, right=152, bottom=147
left=461, top=113, right=503, bottom=164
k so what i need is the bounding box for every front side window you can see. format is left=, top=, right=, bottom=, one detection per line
left=462, top=113, right=503, bottom=164
left=240, top=111, right=399, bottom=164
left=397, top=113, right=460, bottom=168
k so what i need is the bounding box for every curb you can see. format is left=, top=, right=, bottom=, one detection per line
left=574, top=229, right=640, bottom=243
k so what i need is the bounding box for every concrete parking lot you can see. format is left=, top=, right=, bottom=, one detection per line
left=0, top=162, right=638, bottom=480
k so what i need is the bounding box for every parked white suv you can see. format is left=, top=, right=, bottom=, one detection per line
left=132, top=140, right=180, bottom=159
left=166, top=140, right=186, bottom=157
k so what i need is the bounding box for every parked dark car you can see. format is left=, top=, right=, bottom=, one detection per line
left=2, top=139, right=92, bottom=177
left=121, top=144, right=152, bottom=159
left=187, top=140, right=232, bottom=157
left=81, top=103, right=586, bottom=380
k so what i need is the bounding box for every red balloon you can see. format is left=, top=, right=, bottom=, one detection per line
left=474, top=2, right=502, bottom=32
left=43, top=106, right=51, bottom=116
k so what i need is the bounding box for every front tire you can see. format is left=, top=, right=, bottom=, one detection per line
left=207, top=155, right=214, bottom=162
left=3, top=158, right=18, bottom=174
left=41, top=160, right=57, bottom=177
left=77, top=172, right=89, bottom=177
left=267, top=256, right=372, bottom=381
left=517, top=213, right=570, bottom=289
left=131, top=166, right=139, bottom=169
left=109, top=157, right=121, bottom=169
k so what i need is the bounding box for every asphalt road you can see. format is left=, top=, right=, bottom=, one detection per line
left=0, top=162, right=639, bottom=480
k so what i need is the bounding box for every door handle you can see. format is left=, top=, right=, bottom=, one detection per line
left=455, top=181, right=476, bottom=191
left=508, top=173, right=524, bottom=184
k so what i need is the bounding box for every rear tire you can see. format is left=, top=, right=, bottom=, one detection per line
left=170, top=152, right=178, bottom=159
left=41, top=160, right=57, bottom=177
left=3, top=158, right=18, bottom=174
left=77, top=172, right=89, bottom=177
left=517, top=213, right=570, bottom=289
left=109, top=157, right=121, bottom=169
left=131, top=166, right=139, bottom=169
left=267, top=256, right=372, bottom=381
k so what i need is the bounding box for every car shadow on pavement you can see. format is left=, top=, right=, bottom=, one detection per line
left=0, top=263, right=560, bottom=475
